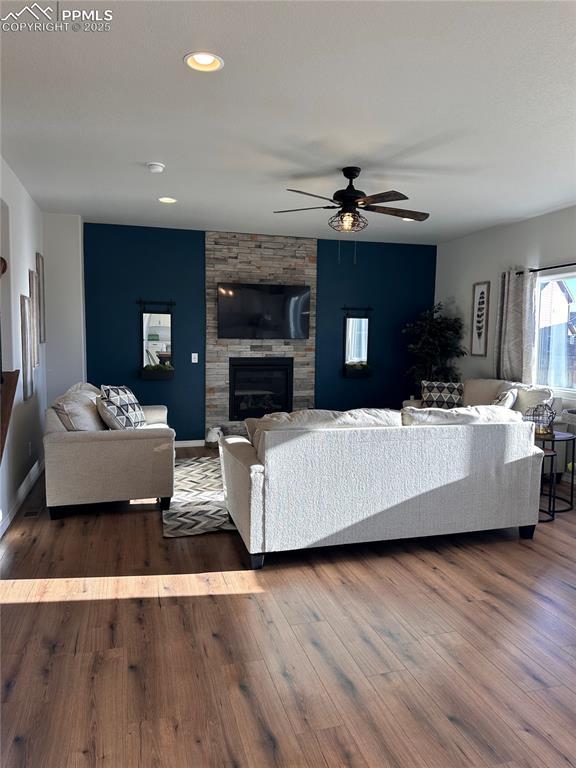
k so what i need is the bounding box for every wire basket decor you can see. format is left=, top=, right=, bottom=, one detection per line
left=524, top=403, right=556, bottom=437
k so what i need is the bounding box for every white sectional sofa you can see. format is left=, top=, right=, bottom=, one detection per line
left=219, top=408, right=543, bottom=568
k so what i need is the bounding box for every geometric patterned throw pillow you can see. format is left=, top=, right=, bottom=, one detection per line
left=97, top=385, right=146, bottom=430
left=421, top=380, right=464, bottom=409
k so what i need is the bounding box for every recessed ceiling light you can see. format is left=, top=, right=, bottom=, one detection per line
left=184, top=51, right=224, bottom=72
left=158, top=197, right=177, bottom=204
left=146, top=162, right=165, bottom=174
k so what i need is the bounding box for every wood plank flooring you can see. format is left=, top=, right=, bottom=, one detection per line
left=2, top=451, right=576, bottom=767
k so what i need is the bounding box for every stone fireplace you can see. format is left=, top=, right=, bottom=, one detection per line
left=205, top=231, right=317, bottom=434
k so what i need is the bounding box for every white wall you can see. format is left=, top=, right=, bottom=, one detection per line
left=435, top=205, right=576, bottom=379
left=0, top=158, right=46, bottom=536
left=43, top=213, right=85, bottom=404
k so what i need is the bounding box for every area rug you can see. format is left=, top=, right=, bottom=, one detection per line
left=162, top=456, right=235, bottom=537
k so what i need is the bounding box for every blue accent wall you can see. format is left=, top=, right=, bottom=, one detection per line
left=84, top=224, right=205, bottom=440
left=315, top=240, right=436, bottom=410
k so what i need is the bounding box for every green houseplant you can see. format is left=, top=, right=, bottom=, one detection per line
left=402, top=303, right=467, bottom=388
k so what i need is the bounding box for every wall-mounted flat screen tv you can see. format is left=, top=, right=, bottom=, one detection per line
left=217, top=283, right=310, bottom=339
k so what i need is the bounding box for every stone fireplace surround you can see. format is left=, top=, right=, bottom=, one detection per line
left=205, top=231, right=317, bottom=435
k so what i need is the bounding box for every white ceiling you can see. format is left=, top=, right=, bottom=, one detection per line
left=2, top=0, right=575, bottom=244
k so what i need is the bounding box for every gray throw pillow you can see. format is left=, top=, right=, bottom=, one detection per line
left=97, top=385, right=146, bottom=430
left=421, top=380, right=463, bottom=409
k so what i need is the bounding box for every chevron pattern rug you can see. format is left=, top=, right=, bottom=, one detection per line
left=162, top=456, right=236, bottom=537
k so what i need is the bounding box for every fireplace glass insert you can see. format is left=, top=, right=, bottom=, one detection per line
left=229, top=357, right=294, bottom=421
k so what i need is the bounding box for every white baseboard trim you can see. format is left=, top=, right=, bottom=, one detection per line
left=0, top=459, right=44, bottom=539
left=175, top=440, right=206, bottom=448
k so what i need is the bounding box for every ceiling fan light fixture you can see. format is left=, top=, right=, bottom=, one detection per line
left=402, top=217, right=414, bottom=222
left=328, top=210, right=368, bottom=233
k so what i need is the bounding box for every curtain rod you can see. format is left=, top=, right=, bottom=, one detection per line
left=516, top=262, right=576, bottom=276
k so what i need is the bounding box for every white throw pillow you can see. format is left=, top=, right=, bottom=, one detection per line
left=402, top=405, right=524, bottom=426
left=499, top=382, right=553, bottom=413
left=491, top=388, right=518, bottom=409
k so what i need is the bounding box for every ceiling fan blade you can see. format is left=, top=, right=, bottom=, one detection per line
left=357, top=190, right=409, bottom=206
left=286, top=188, right=337, bottom=203
left=274, top=205, right=339, bottom=213
left=363, top=205, right=430, bottom=222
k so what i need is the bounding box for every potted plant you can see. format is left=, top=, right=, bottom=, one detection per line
left=402, top=303, right=467, bottom=391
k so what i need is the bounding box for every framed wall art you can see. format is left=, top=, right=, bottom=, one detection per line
left=36, top=252, right=46, bottom=343
left=20, top=294, right=34, bottom=400
left=471, top=281, right=490, bottom=357
left=29, top=269, right=40, bottom=367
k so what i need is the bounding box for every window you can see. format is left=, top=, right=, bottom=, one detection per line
left=536, top=272, right=576, bottom=390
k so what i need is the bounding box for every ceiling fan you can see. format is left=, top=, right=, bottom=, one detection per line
left=274, top=166, right=430, bottom=232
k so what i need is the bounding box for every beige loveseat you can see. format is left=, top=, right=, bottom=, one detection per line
left=44, top=384, right=175, bottom=517
left=404, top=378, right=556, bottom=412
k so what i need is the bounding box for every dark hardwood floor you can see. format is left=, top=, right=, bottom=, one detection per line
left=2, top=451, right=576, bottom=767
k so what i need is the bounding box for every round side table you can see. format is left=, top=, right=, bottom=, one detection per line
left=539, top=449, right=557, bottom=522
left=535, top=431, right=575, bottom=513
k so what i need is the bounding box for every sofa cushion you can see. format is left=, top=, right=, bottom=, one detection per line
left=246, top=408, right=402, bottom=456
left=97, top=385, right=146, bottom=430
left=402, top=405, right=524, bottom=426
left=492, top=388, right=518, bottom=409
left=421, top=381, right=463, bottom=409
left=462, top=379, right=505, bottom=407
left=52, top=390, right=106, bottom=432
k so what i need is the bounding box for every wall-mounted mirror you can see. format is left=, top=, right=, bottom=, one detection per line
left=142, top=311, right=173, bottom=379
left=344, top=316, right=371, bottom=377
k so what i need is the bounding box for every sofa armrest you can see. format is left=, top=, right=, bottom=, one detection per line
left=44, top=426, right=174, bottom=446
left=142, top=404, right=168, bottom=425
left=219, top=436, right=264, bottom=553
left=402, top=399, right=423, bottom=409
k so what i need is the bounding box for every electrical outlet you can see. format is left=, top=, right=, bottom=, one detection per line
left=191, top=353, right=199, bottom=363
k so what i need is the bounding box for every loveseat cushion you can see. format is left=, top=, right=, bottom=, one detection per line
left=402, top=405, right=524, bottom=426
left=52, top=384, right=106, bottom=431
left=246, top=408, right=402, bottom=456
left=97, top=385, right=146, bottom=430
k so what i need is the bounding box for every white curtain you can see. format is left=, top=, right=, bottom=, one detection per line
left=495, top=269, right=537, bottom=383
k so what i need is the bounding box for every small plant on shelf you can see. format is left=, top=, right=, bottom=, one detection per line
left=141, top=362, right=174, bottom=380
left=143, top=363, right=173, bottom=372
left=344, top=361, right=371, bottom=378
